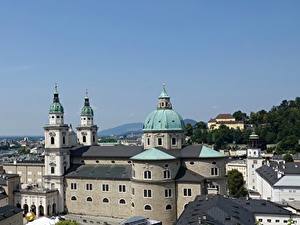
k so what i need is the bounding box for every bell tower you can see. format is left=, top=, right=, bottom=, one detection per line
left=43, top=84, right=70, bottom=214
left=77, top=90, right=98, bottom=146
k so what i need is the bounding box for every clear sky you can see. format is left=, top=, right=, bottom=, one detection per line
left=0, top=1, right=300, bottom=135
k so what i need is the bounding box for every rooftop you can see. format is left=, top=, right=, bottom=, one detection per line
left=0, top=205, right=23, bottom=221
left=131, top=147, right=176, bottom=161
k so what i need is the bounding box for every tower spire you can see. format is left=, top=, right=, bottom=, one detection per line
left=157, top=83, right=172, bottom=109
left=53, top=83, right=60, bottom=103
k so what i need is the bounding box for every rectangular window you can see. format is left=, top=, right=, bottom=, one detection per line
left=132, top=188, right=135, bottom=195
left=147, top=138, right=150, bottom=145
left=163, top=170, right=171, bottom=179
left=71, top=183, right=77, bottom=190
left=51, top=167, right=55, bottom=174
left=157, top=138, right=163, bottom=146
left=102, top=184, right=109, bottom=192
left=165, top=189, right=172, bottom=198
left=171, top=138, right=177, bottom=146
left=183, top=188, right=192, bottom=197
left=86, top=184, right=92, bottom=191
left=211, top=168, right=218, bottom=176
left=144, top=189, right=152, bottom=198
left=119, top=185, right=126, bottom=193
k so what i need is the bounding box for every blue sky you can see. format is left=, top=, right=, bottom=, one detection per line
left=0, top=1, right=300, bottom=135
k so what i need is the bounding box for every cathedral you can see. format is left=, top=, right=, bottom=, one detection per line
left=5, top=85, right=227, bottom=225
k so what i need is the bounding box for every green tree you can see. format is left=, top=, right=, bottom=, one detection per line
left=283, top=153, right=294, bottom=162
left=227, top=169, right=248, bottom=197
left=233, top=110, right=248, bottom=121
left=184, top=123, right=193, bottom=137
left=56, top=220, right=80, bottom=225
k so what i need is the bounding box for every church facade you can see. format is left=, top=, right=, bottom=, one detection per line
left=12, top=85, right=227, bottom=225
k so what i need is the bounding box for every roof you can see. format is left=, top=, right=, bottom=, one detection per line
left=0, top=193, right=7, bottom=200
left=70, top=145, right=143, bottom=158
left=70, top=144, right=226, bottom=161
left=131, top=148, right=176, bottom=161
left=180, top=145, right=226, bottom=158
left=283, top=162, right=300, bottom=174
left=0, top=173, right=19, bottom=186
left=256, top=165, right=280, bottom=186
left=175, top=167, right=205, bottom=183
left=0, top=205, right=23, bottom=221
left=159, top=85, right=170, bottom=99
left=215, top=114, right=234, bottom=120
left=143, top=109, right=185, bottom=132
left=177, top=195, right=294, bottom=225
left=65, top=164, right=131, bottom=180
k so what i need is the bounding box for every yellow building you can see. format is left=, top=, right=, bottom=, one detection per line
left=208, top=113, right=244, bottom=130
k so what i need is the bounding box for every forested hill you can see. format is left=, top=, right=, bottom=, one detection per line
left=186, top=97, right=300, bottom=153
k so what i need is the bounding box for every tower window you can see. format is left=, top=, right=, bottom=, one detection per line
left=62, top=136, right=66, bottom=145
left=166, top=204, right=172, bottom=210
left=171, top=138, right=177, bottom=146
left=157, top=138, right=163, bottom=146
left=147, top=138, right=150, bottom=145
left=50, top=137, right=55, bottom=145
left=119, top=185, right=126, bottom=193
left=144, top=189, right=152, bottom=198
left=211, top=168, right=219, bottom=176
left=83, top=136, right=86, bottom=143
left=163, top=170, right=171, bottom=179
left=50, top=167, right=55, bottom=174
left=144, top=205, right=152, bottom=211
left=119, top=199, right=126, bottom=204
left=144, top=170, right=152, bottom=180
left=93, top=135, right=95, bottom=143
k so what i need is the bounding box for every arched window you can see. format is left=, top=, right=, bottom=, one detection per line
left=71, top=196, right=77, bottom=201
left=166, top=204, right=172, bottom=210
left=87, top=197, right=92, bottom=202
left=144, top=170, right=152, bottom=179
left=51, top=137, right=55, bottom=145
left=131, top=202, right=135, bottom=207
left=144, top=204, right=152, bottom=211
left=163, top=170, right=171, bottom=179
left=103, top=198, right=109, bottom=203
left=119, top=199, right=126, bottom=204
left=83, top=136, right=86, bottom=143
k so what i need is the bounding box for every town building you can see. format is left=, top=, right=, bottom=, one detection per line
left=256, top=161, right=300, bottom=203
left=226, top=159, right=247, bottom=180
left=176, top=195, right=300, bottom=225
left=1, top=85, right=227, bottom=225
left=208, top=113, right=244, bottom=130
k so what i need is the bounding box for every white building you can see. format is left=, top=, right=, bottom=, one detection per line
left=256, top=161, right=300, bottom=203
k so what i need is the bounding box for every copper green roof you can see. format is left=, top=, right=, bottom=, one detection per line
left=81, top=96, right=94, bottom=116
left=199, top=145, right=225, bottom=158
left=143, top=109, right=184, bottom=132
left=159, top=85, right=170, bottom=99
left=49, top=102, right=64, bottom=114
left=131, top=148, right=176, bottom=161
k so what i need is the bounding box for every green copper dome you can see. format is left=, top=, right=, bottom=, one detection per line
left=81, top=105, right=94, bottom=116
left=49, top=102, right=64, bottom=114
left=143, top=109, right=185, bottom=132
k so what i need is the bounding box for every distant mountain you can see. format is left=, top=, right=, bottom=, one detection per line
left=99, top=119, right=197, bottom=137
left=99, top=123, right=143, bottom=137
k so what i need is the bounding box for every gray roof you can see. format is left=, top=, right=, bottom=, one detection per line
left=283, top=162, right=300, bottom=174
left=70, top=144, right=226, bottom=160
left=0, top=205, right=22, bottom=221
left=65, top=164, right=131, bottom=180
left=0, top=173, right=19, bottom=186
left=177, top=195, right=294, bottom=225
left=175, top=167, right=205, bottom=183
left=70, top=145, right=143, bottom=158
left=256, top=165, right=280, bottom=186
left=0, top=193, right=7, bottom=200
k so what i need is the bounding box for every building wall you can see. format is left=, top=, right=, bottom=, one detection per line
left=226, top=162, right=247, bottom=180
left=246, top=158, right=264, bottom=191
left=273, top=187, right=300, bottom=202
left=256, top=173, right=273, bottom=201
left=255, top=213, right=300, bottom=225
left=0, top=197, right=8, bottom=207
left=143, top=132, right=184, bottom=150
left=65, top=179, right=131, bottom=218
left=2, top=176, right=20, bottom=206
left=3, top=163, right=45, bottom=185
left=176, top=183, right=202, bottom=218
left=72, top=158, right=131, bottom=165
left=0, top=211, right=23, bottom=225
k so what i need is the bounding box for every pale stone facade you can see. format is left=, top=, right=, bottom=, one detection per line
left=208, top=113, right=245, bottom=130
left=7, top=85, right=227, bottom=225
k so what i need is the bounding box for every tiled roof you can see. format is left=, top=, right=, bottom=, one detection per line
left=175, top=167, right=205, bottom=183
left=256, top=165, right=281, bottom=186
left=0, top=205, right=23, bottom=221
